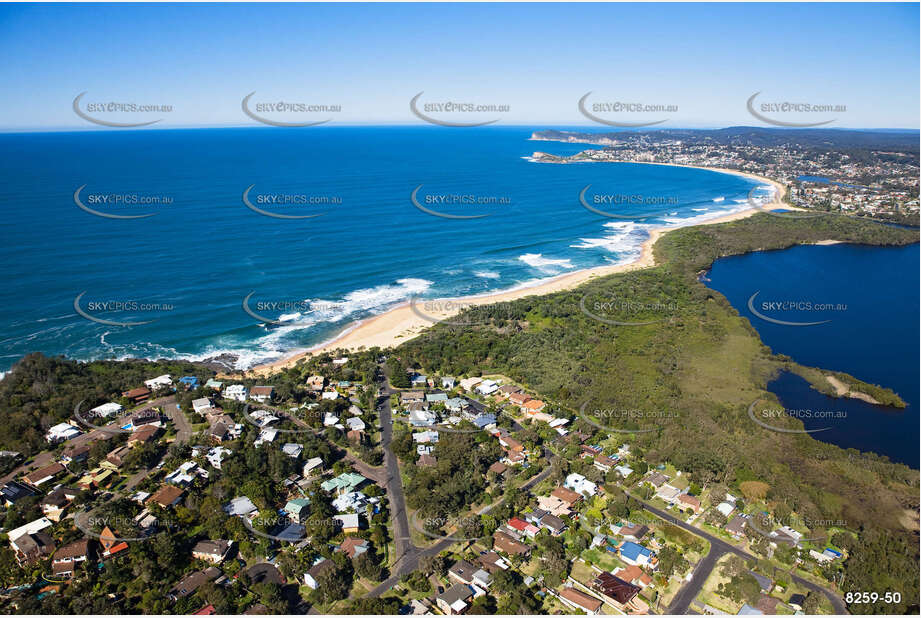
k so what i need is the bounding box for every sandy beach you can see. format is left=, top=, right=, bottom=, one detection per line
left=249, top=165, right=787, bottom=376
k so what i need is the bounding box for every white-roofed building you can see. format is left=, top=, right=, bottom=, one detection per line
left=90, top=402, right=123, bottom=418
left=144, top=374, right=172, bottom=391
left=46, top=423, right=81, bottom=444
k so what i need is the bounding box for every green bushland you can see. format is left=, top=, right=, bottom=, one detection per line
left=396, top=213, right=919, bottom=614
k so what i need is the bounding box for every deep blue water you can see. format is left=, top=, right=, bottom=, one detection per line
left=707, top=243, right=920, bottom=467
left=0, top=127, right=764, bottom=370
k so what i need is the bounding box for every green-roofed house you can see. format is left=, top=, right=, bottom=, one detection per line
left=426, top=393, right=448, bottom=403
left=204, top=379, right=223, bottom=391
left=320, top=472, right=367, bottom=495
left=284, top=498, right=311, bottom=522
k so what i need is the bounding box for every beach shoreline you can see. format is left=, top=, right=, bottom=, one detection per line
left=248, top=164, right=787, bottom=376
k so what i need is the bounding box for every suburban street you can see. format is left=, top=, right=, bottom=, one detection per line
left=632, top=500, right=849, bottom=615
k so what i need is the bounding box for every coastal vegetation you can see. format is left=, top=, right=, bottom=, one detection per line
left=395, top=213, right=919, bottom=613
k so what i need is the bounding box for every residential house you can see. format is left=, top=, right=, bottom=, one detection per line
left=51, top=539, right=93, bottom=578
left=144, top=374, right=172, bottom=391
left=400, top=391, right=425, bottom=405
left=178, top=376, right=199, bottom=390
left=192, top=540, right=233, bottom=564
left=550, top=486, right=583, bottom=508
left=128, top=424, right=160, bottom=446
left=618, top=541, right=656, bottom=568
left=306, top=375, right=325, bottom=392
left=725, top=514, right=750, bottom=538
left=223, top=384, right=248, bottom=402
left=302, top=457, right=324, bottom=477
left=8, top=518, right=55, bottom=565
left=282, top=443, right=303, bottom=458
left=436, top=583, right=475, bottom=615
left=147, top=485, right=185, bottom=509
left=426, top=392, right=448, bottom=404
left=192, top=398, right=214, bottom=415
left=507, top=517, right=539, bottom=538
left=475, top=380, right=499, bottom=396
left=41, top=486, right=80, bottom=522
left=283, top=498, right=311, bottom=522
left=617, top=523, right=649, bottom=542
left=121, top=387, right=151, bottom=404
left=338, top=537, right=370, bottom=559
left=250, top=386, right=275, bottom=403
left=508, top=392, right=531, bottom=406
left=592, top=572, right=641, bottom=607
left=476, top=551, right=509, bottom=574
left=106, top=445, right=133, bottom=468
left=593, top=454, right=617, bottom=473
left=678, top=493, right=702, bottom=513
left=564, top=473, right=598, bottom=497
left=558, top=587, right=603, bottom=615
left=441, top=376, right=456, bottom=389
left=168, top=567, right=222, bottom=601
left=99, top=526, right=129, bottom=559
left=493, top=531, right=530, bottom=556
left=224, top=496, right=258, bottom=518
left=303, top=558, right=335, bottom=589
left=334, top=513, right=360, bottom=534
left=90, top=402, right=123, bottom=418
left=24, top=462, right=66, bottom=489
left=320, top=472, right=367, bottom=495
left=458, top=376, right=482, bottom=391
left=204, top=378, right=223, bottom=391
left=614, top=565, right=654, bottom=589
left=46, top=422, right=82, bottom=444
left=417, top=453, right=437, bottom=467
left=522, top=399, right=546, bottom=415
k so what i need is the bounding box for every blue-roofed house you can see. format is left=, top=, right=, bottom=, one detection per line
left=618, top=541, right=655, bottom=568
left=444, top=397, right=468, bottom=413
left=473, top=414, right=497, bottom=429
left=179, top=376, right=199, bottom=390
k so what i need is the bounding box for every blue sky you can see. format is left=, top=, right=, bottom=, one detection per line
left=0, top=2, right=918, bottom=130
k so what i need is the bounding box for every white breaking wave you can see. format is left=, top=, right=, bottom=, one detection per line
left=474, top=271, right=501, bottom=279
left=518, top=253, right=575, bottom=271
left=713, top=196, right=725, bottom=203
left=692, top=208, right=708, bottom=212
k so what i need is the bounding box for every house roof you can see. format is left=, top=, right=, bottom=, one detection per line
left=550, top=486, right=582, bottom=505
left=193, top=539, right=231, bottom=558
left=493, top=531, right=529, bottom=555
left=148, top=485, right=185, bottom=508
left=54, top=539, right=90, bottom=560
left=559, top=587, right=602, bottom=612
left=24, top=462, right=65, bottom=484
left=438, top=583, right=473, bottom=607
left=593, top=571, right=641, bottom=605
left=338, top=537, right=370, bottom=559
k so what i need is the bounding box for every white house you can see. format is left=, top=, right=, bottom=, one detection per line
left=249, top=409, right=279, bottom=428
left=144, top=374, right=173, bottom=391
left=346, top=417, right=366, bottom=432
left=192, top=398, right=213, bottom=415
left=332, top=357, right=349, bottom=366
left=564, top=473, right=597, bottom=497
left=223, top=384, right=248, bottom=402
left=282, top=443, right=303, bottom=458
left=143, top=375, right=172, bottom=392
left=223, top=496, right=258, bottom=518
left=459, top=377, right=483, bottom=391
left=46, top=423, right=82, bottom=444
left=302, top=457, right=324, bottom=476
left=715, top=502, right=735, bottom=518
left=90, top=402, right=123, bottom=418
left=475, top=380, right=499, bottom=396
left=206, top=447, right=232, bottom=470
left=323, top=412, right=339, bottom=426
left=321, top=391, right=339, bottom=401
left=254, top=428, right=278, bottom=446
left=413, top=430, right=439, bottom=444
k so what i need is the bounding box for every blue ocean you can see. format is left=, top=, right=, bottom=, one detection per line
left=0, top=127, right=768, bottom=371
left=707, top=243, right=920, bottom=467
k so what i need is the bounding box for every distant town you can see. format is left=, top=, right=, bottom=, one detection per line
left=531, top=128, right=920, bottom=226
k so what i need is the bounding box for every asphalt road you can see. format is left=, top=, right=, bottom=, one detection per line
left=636, top=500, right=848, bottom=615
